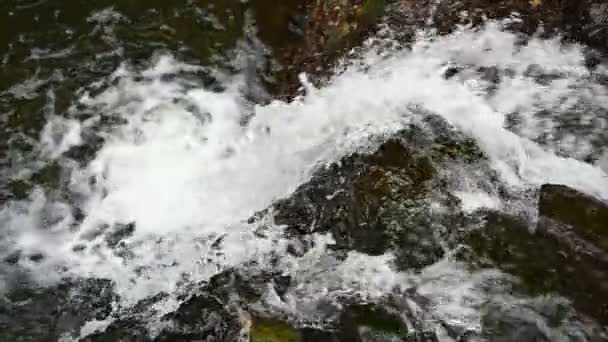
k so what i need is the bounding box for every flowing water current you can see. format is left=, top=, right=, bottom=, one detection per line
left=1, top=1, right=608, bottom=341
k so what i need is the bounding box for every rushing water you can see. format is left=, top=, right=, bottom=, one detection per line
left=1, top=1, right=608, bottom=341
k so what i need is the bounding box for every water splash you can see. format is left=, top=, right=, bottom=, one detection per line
left=1, top=21, right=607, bottom=337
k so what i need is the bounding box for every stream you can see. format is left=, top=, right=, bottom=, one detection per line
left=1, top=1, right=608, bottom=341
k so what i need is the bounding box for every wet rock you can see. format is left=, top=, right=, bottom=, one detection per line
left=155, top=294, right=243, bottom=341
left=255, top=0, right=388, bottom=98
left=253, top=0, right=308, bottom=48
left=578, top=1, right=608, bottom=50
left=105, top=222, right=136, bottom=249
left=466, top=210, right=608, bottom=326
left=307, top=0, right=385, bottom=53
left=205, top=267, right=269, bottom=303
left=273, top=136, right=446, bottom=270
left=538, top=184, right=608, bottom=252
left=85, top=269, right=267, bottom=341
left=480, top=297, right=593, bottom=342
left=3, top=250, right=21, bottom=265
left=273, top=117, right=489, bottom=271
left=430, top=0, right=608, bottom=52
left=338, top=304, right=410, bottom=342
left=384, top=0, right=608, bottom=57
left=81, top=292, right=171, bottom=341
left=249, top=303, right=414, bottom=342
left=83, top=319, right=153, bottom=342
left=0, top=278, right=117, bottom=342
left=432, top=0, right=565, bottom=36
left=86, top=293, right=243, bottom=342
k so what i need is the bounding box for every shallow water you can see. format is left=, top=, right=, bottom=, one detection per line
left=1, top=1, right=608, bottom=341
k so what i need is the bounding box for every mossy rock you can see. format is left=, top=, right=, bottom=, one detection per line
left=251, top=318, right=302, bottom=342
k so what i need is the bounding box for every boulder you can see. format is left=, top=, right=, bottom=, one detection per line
left=273, top=135, right=444, bottom=270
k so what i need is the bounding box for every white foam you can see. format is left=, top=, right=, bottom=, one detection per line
left=454, top=191, right=502, bottom=213
left=41, top=116, right=83, bottom=159
left=1, top=21, right=607, bottom=330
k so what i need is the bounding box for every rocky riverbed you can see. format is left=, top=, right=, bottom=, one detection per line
left=1, top=0, right=608, bottom=341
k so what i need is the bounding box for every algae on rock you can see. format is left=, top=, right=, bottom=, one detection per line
left=250, top=318, right=302, bottom=342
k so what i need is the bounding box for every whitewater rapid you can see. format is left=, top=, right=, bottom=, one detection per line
left=1, top=20, right=607, bottom=338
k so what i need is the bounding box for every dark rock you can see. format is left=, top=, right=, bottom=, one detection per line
left=481, top=302, right=555, bottom=342
left=105, top=222, right=136, bottom=249
left=156, top=294, right=243, bottom=341
left=3, top=250, right=21, bottom=265
left=249, top=303, right=416, bottom=342
left=538, top=184, right=608, bottom=252
left=253, top=0, right=308, bottom=49
left=466, top=210, right=608, bottom=326
left=85, top=293, right=243, bottom=342
left=432, top=0, right=608, bottom=52
left=273, top=136, right=445, bottom=270
left=443, top=66, right=462, bottom=79
left=28, top=252, right=45, bottom=263
left=256, top=0, right=388, bottom=98
left=84, top=269, right=263, bottom=341
left=432, top=0, right=565, bottom=36
left=0, top=278, right=117, bottom=342
left=272, top=118, right=489, bottom=272
left=338, top=304, right=410, bottom=342
left=83, top=319, right=153, bottom=342
left=206, top=267, right=266, bottom=303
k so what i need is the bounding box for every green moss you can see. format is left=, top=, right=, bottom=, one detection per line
left=360, top=0, right=385, bottom=22
left=251, top=318, right=302, bottom=342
